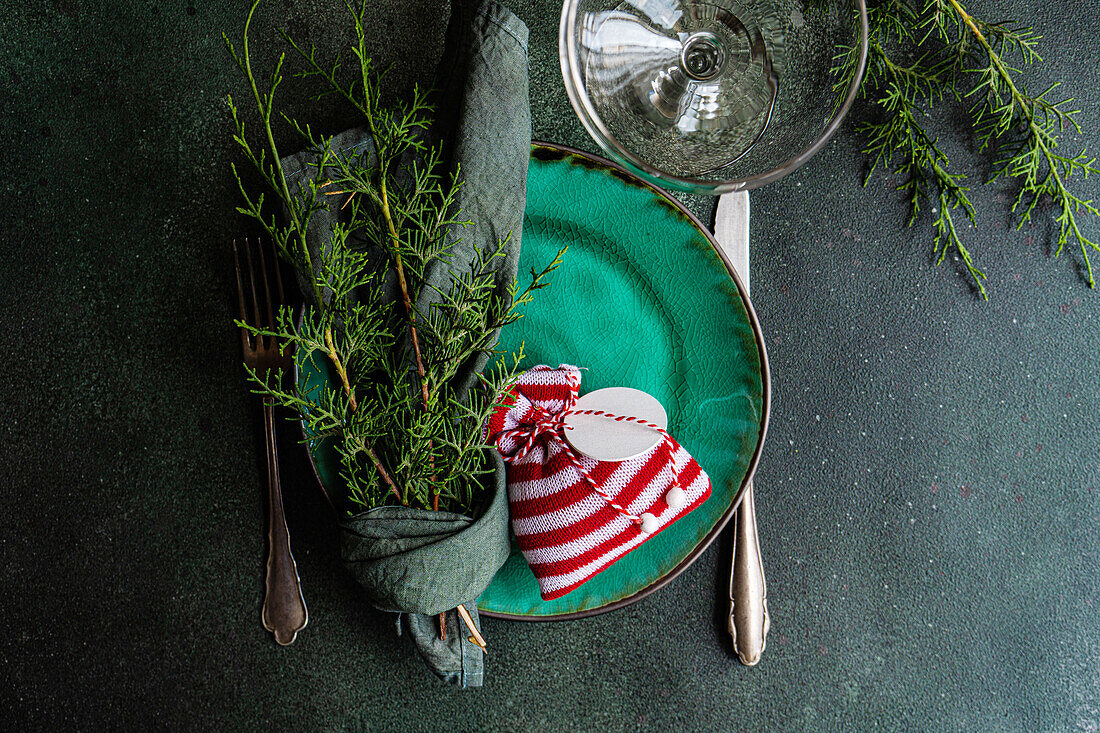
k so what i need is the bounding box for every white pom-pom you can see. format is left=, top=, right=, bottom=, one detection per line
left=639, top=512, right=659, bottom=534
left=665, top=485, right=687, bottom=509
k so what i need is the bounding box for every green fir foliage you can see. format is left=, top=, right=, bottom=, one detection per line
left=224, top=1, right=564, bottom=514
left=835, top=0, right=1099, bottom=298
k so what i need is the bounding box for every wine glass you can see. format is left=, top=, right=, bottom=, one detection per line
left=559, top=0, right=869, bottom=193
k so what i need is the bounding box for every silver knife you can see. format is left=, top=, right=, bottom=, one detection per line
left=713, top=190, right=770, bottom=666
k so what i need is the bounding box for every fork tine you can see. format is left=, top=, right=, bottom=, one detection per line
left=272, top=242, right=286, bottom=312
left=232, top=240, right=252, bottom=353
left=257, top=237, right=276, bottom=332
left=243, top=237, right=264, bottom=342
left=271, top=243, right=289, bottom=360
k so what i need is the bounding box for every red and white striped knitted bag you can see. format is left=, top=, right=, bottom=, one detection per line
left=485, top=365, right=711, bottom=600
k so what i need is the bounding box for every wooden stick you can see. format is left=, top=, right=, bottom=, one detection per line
left=456, top=604, right=486, bottom=652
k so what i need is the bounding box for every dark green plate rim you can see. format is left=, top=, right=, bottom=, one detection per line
left=295, top=141, right=770, bottom=621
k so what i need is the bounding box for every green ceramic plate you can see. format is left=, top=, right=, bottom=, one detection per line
left=301, top=142, right=768, bottom=620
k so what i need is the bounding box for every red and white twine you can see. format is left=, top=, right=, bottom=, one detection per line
left=490, top=399, right=682, bottom=527
left=485, top=364, right=712, bottom=601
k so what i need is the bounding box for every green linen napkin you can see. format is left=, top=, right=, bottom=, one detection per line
left=339, top=450, right=510, bottom=688
left=280, top=0, right=530, bottom=687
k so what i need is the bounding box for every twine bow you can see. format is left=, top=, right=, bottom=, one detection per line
left=487, top=389, right=682, bottom=527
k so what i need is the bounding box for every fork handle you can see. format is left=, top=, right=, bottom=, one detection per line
left=260, top=399, right=308, bottom=645
left=729, top=480, right=769, bottom=665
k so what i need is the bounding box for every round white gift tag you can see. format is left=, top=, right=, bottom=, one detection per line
left=563, top=387, right=668, bottom=462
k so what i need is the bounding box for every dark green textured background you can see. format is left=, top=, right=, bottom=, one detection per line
left=1, top=0, right=1097, bottom=730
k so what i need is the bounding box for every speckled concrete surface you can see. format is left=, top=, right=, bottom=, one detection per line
left=1, top=0, right=1097, bottom=730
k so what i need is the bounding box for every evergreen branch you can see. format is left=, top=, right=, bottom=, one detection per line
left=942, top=0, right=1099, bottom=286
left=844, top=0, right=1100, bottom=294
left=226, top=1, right=560, bottom=514
left=224, top=2, right=321, bottom=305
left=858, top=78, right=985, bottom=296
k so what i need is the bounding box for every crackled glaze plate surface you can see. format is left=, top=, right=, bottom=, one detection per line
left=302, top=143, right=768, bottom=620
left=480, top=143, right=767, bottom=618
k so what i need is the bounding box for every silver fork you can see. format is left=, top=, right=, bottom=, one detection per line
left=233, top=237, right=308, bottom=646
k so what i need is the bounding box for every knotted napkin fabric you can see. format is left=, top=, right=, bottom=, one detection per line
left=279, top=0, right=530, bottom=688
left=338, top=450, right=510, bottom=688
left=486, top=365, right=712, bottom=600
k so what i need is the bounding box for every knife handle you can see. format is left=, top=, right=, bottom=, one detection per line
left=728, top=479, right=769, bottom=665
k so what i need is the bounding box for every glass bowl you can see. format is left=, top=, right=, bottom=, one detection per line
left=560, top=0, right=869, bottom=194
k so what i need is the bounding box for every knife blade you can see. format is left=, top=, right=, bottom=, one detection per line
left=713, top=190, right=770, bottom=666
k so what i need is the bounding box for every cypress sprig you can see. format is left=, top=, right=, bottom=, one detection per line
left=835, top=0, right=1099, bottom=297
left=226, top=0, right=564, bottom=514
